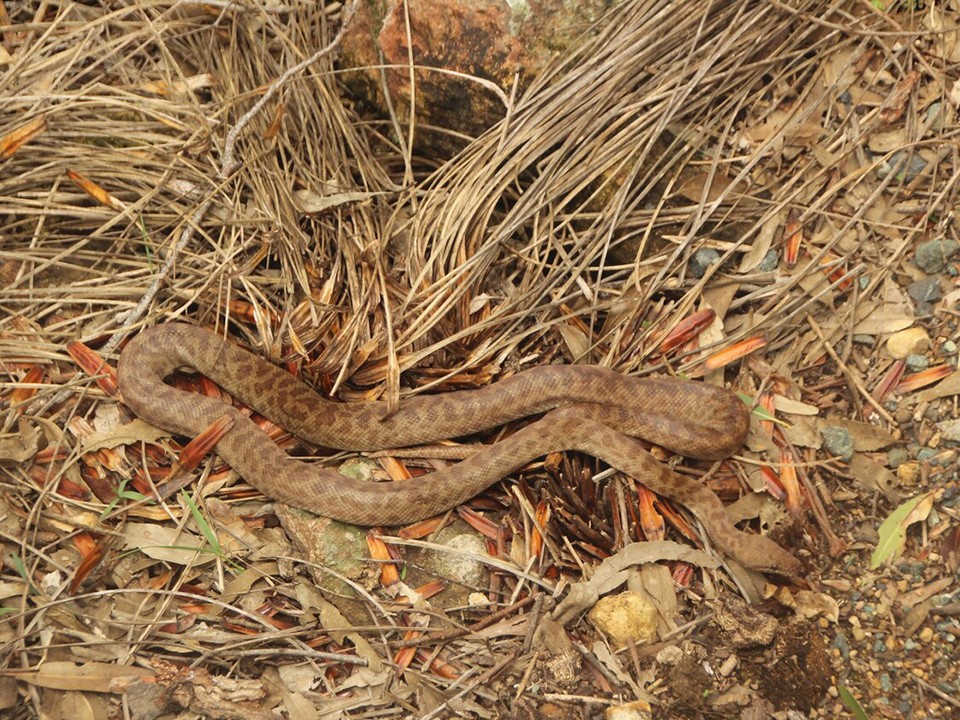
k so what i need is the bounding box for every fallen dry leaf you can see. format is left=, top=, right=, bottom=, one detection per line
left=11, top=661, right=154, bottom=692
left=0, top=419, right=41, bottom=463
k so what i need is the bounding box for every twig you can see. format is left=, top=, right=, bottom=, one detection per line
left=417, top=651, right=518, bottom=720
left=805, top=314, right=896, bottom=425
left=73, top=2, right=359, bottom=371
left=220, top=0, right=357, bottom=177
left=389, top=594, right=536, bottom=648
left=541, top=693, right=616, bottom=705
left=914, top=676, right=960, bottom=710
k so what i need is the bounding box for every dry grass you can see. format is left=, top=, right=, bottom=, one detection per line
left=2, top=0, right=959, bottom=717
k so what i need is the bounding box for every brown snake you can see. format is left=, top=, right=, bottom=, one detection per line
left=116, top=323, right=801, bottom=575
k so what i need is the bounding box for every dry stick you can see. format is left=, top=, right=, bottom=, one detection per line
left=47, top=6, right=365, bottom=520
left=389, top=595, right=536, bottom=648
left=804, top=314, right=896, bottom=425
left=0, top=588, right=326, bottom=663
left=109, top=193, right=216, bottom=352
left=781, top=436, right=847, bottom=559
left=541, top=693, right=615, bottom=706
left=113, top=0, right=359, bottom=348
left=512, top=649, right=542, bottom=702
left=24, top=190, right=207, bottom=415
left=38, top=3, right=367, bottom=562
left=398, top=0, right=417, bottom=188
left=418, top=651, right=519, bottom=720
left=521, top=593, right=545, bottom=655
left=220, top=0, right=357, bottom=178
left=914, top=676, right=960, bottom=711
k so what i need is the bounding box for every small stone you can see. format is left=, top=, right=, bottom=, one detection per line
left=655, top=645, right=684, bottom=665
left=877, top=150, right=927, bottom=181
left=887, top=327, right=931, bottom=358
left=275, top=506, right=374, bottom=604
left=907, top=277, right=942, bottom=303
left=822, top=578, right=852, bottom=592
left=941, top=340, right=957, bottom=356
left=897, top=462, right=920, bottom=485
left=914, top=301, right=935, bottom=319
left=588, top=591, right=658, bottom=648
left=433, top=533, right=488, bottom=586
left=821, top=425, right=855, bottom=461
left=832, top=631, right=851, bottom=659
left=759, top=249, right=779, bottom=272
left=905, top=353, right=930, bottom=372
left=887, top=447, right=909, bottom=468
left=937, top=418, right=960, bottom=443
left=689, top=247, right=721, bottom=278
left=605, top=699, right=653, bottom=720
left=916, top=447, right=938, bottom=462
left=716, top=597, right=778, bottom=647
left=918, top=626, right=934, bottom=643
left=852, top=334, right=876, bottom=346
left=540, top=703, right=569, bottom=719
left=914, top=238, right=959, bottom=274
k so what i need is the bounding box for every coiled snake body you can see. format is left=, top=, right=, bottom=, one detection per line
left=117, top=323, right=800, bottom=575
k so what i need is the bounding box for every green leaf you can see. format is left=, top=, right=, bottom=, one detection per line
left=838, top=685, right=871, bottom=720
left=10, top=555, right=38, bottom=595
left=870, top=492, right=934, bottom=569
left=181, top=490, right=223, bottom=556
left=99, top=477, right=148, bottom=520
left=736, top=391, right=789, bottom=426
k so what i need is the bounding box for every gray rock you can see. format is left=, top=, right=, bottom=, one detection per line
left=275, top=505, right=375, bottom=623
left=690, top=247, right=721, bottom=278
left=941, top=340, right=957, bottom=356
left=429, top=531, right=488, bottom=587
left=832, top=631, right=851, bottom=660
left=907, top=277, right=941, bottom=304
left=876, top=150, right=927, bottom=181
left=759, top=249, right=779, bottom=272
left=914, top=301, right=935, bottom=319
left=409, top=523, right=492, bottom=607
left=938, top=418, right=960, bottom=443
left=820, top=425, right=855, bottom=461
left=886, top=447, right=909, bottom=469
left=914, top=238, right=959, bottom=274
left=916, top=447, right=938, bottom=462
left=905, top=354, right=929, bottom=372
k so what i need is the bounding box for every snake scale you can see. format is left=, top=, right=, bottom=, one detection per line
left=116, top=323, right=801, bottom=575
